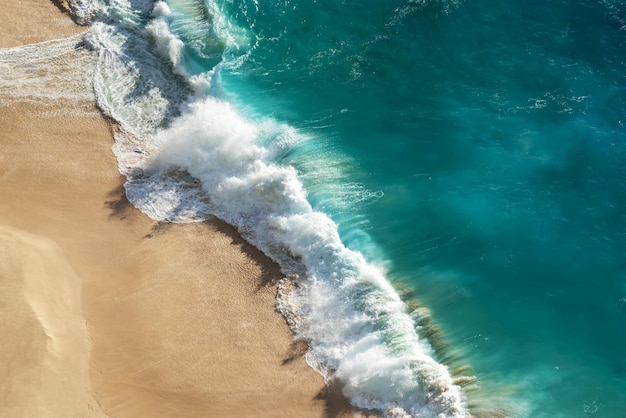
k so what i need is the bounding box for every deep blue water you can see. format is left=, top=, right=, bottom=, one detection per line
left=77, top=0, right=626, bottom=415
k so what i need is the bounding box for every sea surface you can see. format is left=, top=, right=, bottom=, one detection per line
left=68, top=0, right=626, bottom=416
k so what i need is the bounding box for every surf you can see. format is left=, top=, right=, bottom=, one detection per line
left=66, top=0, right=473, bottom=416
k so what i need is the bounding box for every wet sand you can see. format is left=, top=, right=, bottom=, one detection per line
left=0, top=1, right=366, bottom=417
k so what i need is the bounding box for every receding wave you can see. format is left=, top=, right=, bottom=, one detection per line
left=69, top=0, right=470, bottom=416
left=0, top=35, right=96, bottom=113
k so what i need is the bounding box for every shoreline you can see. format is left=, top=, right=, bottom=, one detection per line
left=0, top=1, right=366, bottom=417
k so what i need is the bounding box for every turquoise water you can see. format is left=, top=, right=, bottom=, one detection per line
left=220, top=0, right=626, bottom=415
left=73, top=0, right=626, bottom=415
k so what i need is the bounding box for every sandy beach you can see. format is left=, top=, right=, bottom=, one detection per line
left=0, top=1, right=364, bottom=417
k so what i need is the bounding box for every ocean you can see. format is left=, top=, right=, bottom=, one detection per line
left=68, top=0, right=626, bottom=416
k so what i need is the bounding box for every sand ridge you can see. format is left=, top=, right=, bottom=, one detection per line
left=0, top=225, right=106, bottom=418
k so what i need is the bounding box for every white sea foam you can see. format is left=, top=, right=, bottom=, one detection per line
left=70, top=0, right=470, bottom=415
left=146, top=0, right=217, bottom=93
left=145, top=2, right=185, bottom=74
left=0, top=35, right=96, bottom=114
left=68, top=0, right=99, bottom=25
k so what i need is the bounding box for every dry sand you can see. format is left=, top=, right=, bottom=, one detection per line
left=0, top=1, right=366, bottom=417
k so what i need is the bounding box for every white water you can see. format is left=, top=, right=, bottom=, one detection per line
left=0, top=35, right=96, bottom=114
